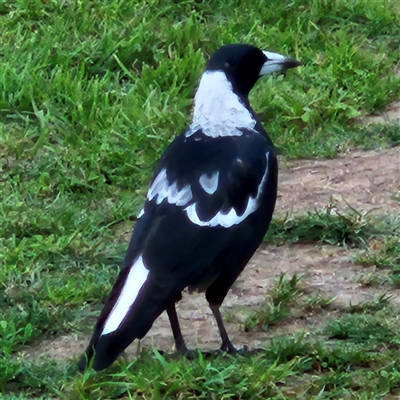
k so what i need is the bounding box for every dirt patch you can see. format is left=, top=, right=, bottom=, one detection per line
left=24, top=243, right=397, bottom=362
left=23, top=147, right=400, bottom=363
left=277, top=147, right=399, bottom=215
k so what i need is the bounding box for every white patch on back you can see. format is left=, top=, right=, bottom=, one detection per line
left=185, top=152, right=270, bottom=228
left=199, top=172, right=219, bottom=195
left=187, top=71, right=256, bottom=138
left=147, top=168, right=193, bottom=206
left=101, top=255, right=149, bottom=336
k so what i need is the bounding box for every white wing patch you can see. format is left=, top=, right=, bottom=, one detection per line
left=148, top=168, right=193, bottom=206
left=187, top=71, right=256, bottom=138
left=185, top=204, right=247, bottom=228
left=185, top=152, right=270, bottom=228
left=148, top=169, right=168, bottom=201
left=137, top=208, right=144, bottom=218
left=101, top=255, right=149, bottom=336
left=199, top=171, right=219, bottom=195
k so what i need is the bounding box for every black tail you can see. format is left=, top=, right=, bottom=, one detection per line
left=79, top=291, right=169, bottom=371
left=79, top=261, right=179, bottom=372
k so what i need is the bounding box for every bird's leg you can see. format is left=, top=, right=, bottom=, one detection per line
left=166, top=303, right=188, bottom=354
left=209, top=304, right=236, bottom=353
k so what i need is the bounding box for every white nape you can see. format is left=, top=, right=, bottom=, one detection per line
left=187, top=71, right=255, bottom=138
left=148, top=168, right=193, bottom=206
left=185, top=152, right=270, bottom=228
left=260, top=50, right=287, bottom=75
left=199, top=171, right=219, bottom=195
left=101, top=255, right=149, bottom=336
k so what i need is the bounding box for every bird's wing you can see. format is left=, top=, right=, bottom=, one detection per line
left=130, top=130, right=271, bottom=274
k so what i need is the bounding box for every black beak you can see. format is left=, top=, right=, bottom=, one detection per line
left=281, top=58, right=303, bottom=71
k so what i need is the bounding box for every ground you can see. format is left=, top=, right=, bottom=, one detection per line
left=25, top=145, right=400, bottom=363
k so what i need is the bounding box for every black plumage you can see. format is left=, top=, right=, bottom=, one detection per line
left=79, top=43, right=302, bottom=371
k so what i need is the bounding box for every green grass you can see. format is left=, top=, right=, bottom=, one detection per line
left=244, top=274, right=304, bottom=332
left=1, top=0, right=400, bottom=398
left=5, top=321, right=400, bottom=399
left=355, top=235, right=400, bottom=288
left=266, top=203, right=400, bottom=247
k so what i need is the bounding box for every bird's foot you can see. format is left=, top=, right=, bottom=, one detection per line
left=175, top=346, right=214, bottom=360
left=219, top=340, right=237, bottom=354
left=157, top=345, right=265, bottom=361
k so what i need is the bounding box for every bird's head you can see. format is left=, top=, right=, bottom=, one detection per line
left=205, top=43, right=302, bottom=98
left=190, top=44, right=302, bottom=137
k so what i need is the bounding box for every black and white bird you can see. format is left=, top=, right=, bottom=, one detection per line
left=79, top=43, right=302, bottom=371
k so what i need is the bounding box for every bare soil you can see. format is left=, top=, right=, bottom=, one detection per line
left=277, top=146, right=399, bottom=216
left=24, top=145, right=400, bottom=362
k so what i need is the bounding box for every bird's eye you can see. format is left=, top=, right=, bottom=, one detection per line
left=223, top=62, right=230, bottom=69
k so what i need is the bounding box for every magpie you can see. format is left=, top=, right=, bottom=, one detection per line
left=79, top=43, right=302, bottom=372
